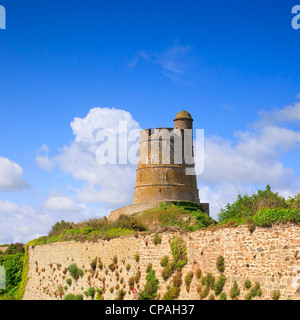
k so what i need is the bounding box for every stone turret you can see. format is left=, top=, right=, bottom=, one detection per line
left=108, top=110, right=209, bottom=221
left=133, top=111, right=199, bottom=204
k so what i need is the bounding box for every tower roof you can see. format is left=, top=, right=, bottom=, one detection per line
left=174, top=110, right=193, bottom=121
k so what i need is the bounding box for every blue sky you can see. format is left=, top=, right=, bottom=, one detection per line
left=1, top=0, right=300, bottom=243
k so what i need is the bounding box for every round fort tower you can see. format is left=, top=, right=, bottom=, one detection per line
left=133, top=111, right=200, bottom=204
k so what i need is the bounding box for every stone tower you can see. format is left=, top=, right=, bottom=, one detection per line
left=133, top=110, right=200, bottom=204
left=108, top=110, right=209, bottom=221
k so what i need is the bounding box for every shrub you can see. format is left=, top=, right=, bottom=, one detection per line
left=98, top=258, right=103, bottom=270
left=248, top=225, right=256, bottom=234
left=161, top=286, right=180, bottom=300
left=245, top=292, right=252, bottom=300
left=115, top=289, right=126, bottom=300
left=128, top=277, right=135, bottom=290
left=141, top=266, right=159, bottom=300
left=250, top=282, right=262, bottom=298
left=135, top=254, right=140, bottom=263
left=84, top=287, right=95, bottom=298
left=208, top=294, right=215, bottom=300
left=272, top=290, right=280, bottom=300
left=68, top=264, right=83, bottom=280
left=126, top=264, right=131, bottom=272
left=66, top=278, right=72, bottom=286
left=214, top=274, right=226, bottom=296
left=244, top=280, right=251, bottom=290
left=160, top=256, right=169, bottom=267
left=184, top=271, right=194, bottom=292
left=195, top=268, right=202, bottom=279
left=253, top=208, right=300, bottom=227
left=112, top=255, right=118, bottom=265
left=230, top=281, right=240, bottom=300
left=216, top=255, right=225, bottom=273
left=170, top=236, right=188, bottom=271
left=95, top=288, right=104, bottom=300
left=172, top=271, right=182, bottom=288
left=90, top=258, right=97, bottom=271
left=162, top=262, right=175, bottom=281
left=199, top=286, right=210, bottom=300
left=134, top=271, right=141, bottom=284
left=219, top=292, right=227, bottom=300
left=109, top=263, right=117, bottom=272
left=74, top=294, right=83, bottom=300
left=48, top=220, right=73, bottom=236
left=146, top=263, right=152, bottom=273
left=218, top=185, right=288, bottom=225
left=153, top=234, right=162, bottom=245
left=201, top=273, right=215, bottom=290
left=64, top=294, right=75, bottom=300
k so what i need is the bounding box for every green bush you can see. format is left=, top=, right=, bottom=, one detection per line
left=140, top=266, right=159, bottom=300
left=184, top=271, right=194, bottom=292
left=219, top=292, right=227, bottom=300
left=74, top=294, right=83, bottom=300
left=253, top=208, right=300, bottom=227
left=199, top=286, right=210, bottom=300
left=68, top=264, right=83, bottom=280
left=128, top=277, right=135, bottom=290
left=170, top=236, right=188, bottom=271
left=161, top=271, right=182, bottom=300
left=135, top=254, right=140, bottom=263
left=84, top=287, right=95, bottom=298
left=134, top=271, right=141, bottom=284
left=64, top=294, right=75, bottom=300
left=201, top=273, right=215, bottom=290
left=230, top=281, right=240, bottom=300
left=195, top=268, right=202, bottom=279
left=66, top=278, right=72, bottom=286
left=244, top=280, right=251, bottom=290
left=162, top=262, right=175, bottom=281
left=153, top=234, right=162, bottom=245
left=214, top=274, right=226, bottom=296
left=160, top=256, right=169, bottom=267
left=218, top=185, right=288, bottom=225
left=272, top=290, right=280, bottom=300
left=216, top=255, right=225, bottom=273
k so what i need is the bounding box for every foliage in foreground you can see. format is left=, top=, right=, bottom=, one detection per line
left=0, top=243, right=25, bottom=300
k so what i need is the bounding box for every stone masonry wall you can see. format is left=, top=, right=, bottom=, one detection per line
left=23, top=224, right=300, bottom=300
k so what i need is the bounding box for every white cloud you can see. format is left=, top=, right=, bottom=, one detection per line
left=0, top=200, right=50, bottom=244
left=35, top=155, right=56, bottom=171
left=258, top=101, right=300, bottom=125
left=0, top=157, right=29, bottom=191
left=43, top=196, right=80, bottom=212
left=44, top=108, right=141, bottom=207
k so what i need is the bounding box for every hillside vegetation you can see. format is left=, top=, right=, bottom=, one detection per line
left=218, top=185, right=300, bottom=227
